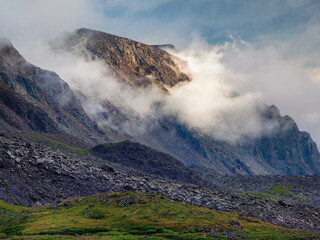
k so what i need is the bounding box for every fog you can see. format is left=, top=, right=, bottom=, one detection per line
left=165, top=39, right=277, bottom=143
left=221, top=36, right=320, bottom=144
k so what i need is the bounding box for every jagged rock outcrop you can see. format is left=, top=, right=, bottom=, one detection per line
left=243, top=105, right=320, bottom=174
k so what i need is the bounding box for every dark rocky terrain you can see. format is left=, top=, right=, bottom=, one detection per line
left=211, top=174, right=320, bottom=208
left=90, top=140, right=212, bottom=186
left=1, top=132, right=320, bottom=230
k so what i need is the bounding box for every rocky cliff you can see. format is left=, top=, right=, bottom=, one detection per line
left=243, top=105, right=320, bottom=174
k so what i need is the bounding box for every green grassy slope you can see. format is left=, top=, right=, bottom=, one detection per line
left=0, top=192, right=319, bottom=240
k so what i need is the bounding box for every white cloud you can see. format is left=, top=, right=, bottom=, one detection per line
left=164, top=38, right=278, bottom=143
left=0, top=0, right=103, bottom=50
left=221, top=36, right=320, bottom=144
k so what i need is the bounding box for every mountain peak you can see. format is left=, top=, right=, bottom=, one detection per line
left=0, top=38, right=20, bottom=59
left=56, top=28, right=190, bottom=92
left=0, top=37, right=12, bottom=48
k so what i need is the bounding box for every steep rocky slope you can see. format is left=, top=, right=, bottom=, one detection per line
left=244, top=105, right=320, bottom=174
left=159, top=105, right=320, bottom=175
left=0, top=38, right=124, bottom=145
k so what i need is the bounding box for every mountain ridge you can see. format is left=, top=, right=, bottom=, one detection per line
left=1, top=30, right=320, bottom=175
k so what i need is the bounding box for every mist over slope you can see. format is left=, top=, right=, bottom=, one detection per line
left=1, top=29, right=318, bottom=175
left=49, top=28, right=278, bottom=144
left=53, top=29, right=320, bottom=175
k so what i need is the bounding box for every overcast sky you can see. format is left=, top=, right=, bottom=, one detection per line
left=1, top=0, right=320, bottom=145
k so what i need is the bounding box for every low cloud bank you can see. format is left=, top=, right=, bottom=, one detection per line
left=23, top=35, right=285, bottom=144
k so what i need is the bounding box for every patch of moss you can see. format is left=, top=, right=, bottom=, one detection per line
left=47, top=137, right=89, bottom=154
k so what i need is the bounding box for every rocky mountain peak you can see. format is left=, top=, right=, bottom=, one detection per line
left=0, top=38, right=14, bottom=51
left=55, top=28, right=190, bottom=92
left=0, top=39, right=28, bottom=72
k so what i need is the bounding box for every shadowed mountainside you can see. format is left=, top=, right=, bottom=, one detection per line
left=90, top=140, right=210, bottom=186
left=0, top=38, right=124, bottom=145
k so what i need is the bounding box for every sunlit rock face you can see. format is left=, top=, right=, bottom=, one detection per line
left=56, top=28, right=190, bottom=93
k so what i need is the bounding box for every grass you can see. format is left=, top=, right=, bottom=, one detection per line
left=245, top=185, right=310, bottom=204
left=0, top=199, right=28, bottom=217
left=0, top=191, right=319, bottom=239
left=267, top=186, right=291, bottom=196
left=46, top=137, right=89, bottom=154
left=246, top=186, right=292, bottom=200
